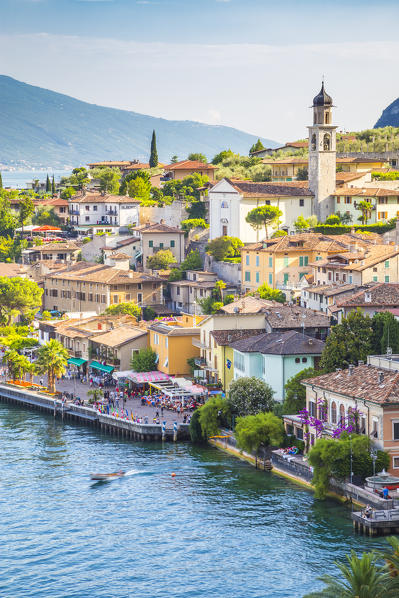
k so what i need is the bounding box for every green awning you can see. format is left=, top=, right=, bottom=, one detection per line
left=68, top=357, right=87, bottom=367
left=90, top=361, right=114, bottom=373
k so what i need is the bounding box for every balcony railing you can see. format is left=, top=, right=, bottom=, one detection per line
left=105, top=209, right=117, bottom=215
left=192, top=338, right=209, bottom=350
left=69, top=209, right=80, bottom=215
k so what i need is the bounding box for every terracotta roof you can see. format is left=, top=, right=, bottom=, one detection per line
left=225, top=178, right=313, bottom=198
left=121, top=163, right=151, bottom=171
left=210, top=329, right=265, bottom=346
left=264, top=305, right=331, bottom=329
left=88, top=161, right=134, bottom=167
left=302, top=364, right=399, bottom=406
left=314, top=245, right=399, bottom=272
left=305, top=283, right=364, bottom=297
left=243, top=233, right=350, bottom=254
left=46, top=262, right=162, bottom=285
left=108, top=252, right=130, bottom=260
left=165, top=160, right=216, bottom=170
left=230, top=330, right=325, bottom=355
left=333, top=186, right=399, bottom=197
left=31, top=242, right=80, bottom=252
left=0, top=263, right=30, bottom=277
left=337, top=283, right=399, bottom=308
left=335, top=171, right=371, bottom=185
left=70, top=191, right=140, bottom=204
left=219, top=296, right=280, bottom=314
left=149, top=322, right=199, bottom=336
left=262, top=158, right=308, bottom=165
left=91, top=326, right=147, bottom=348
left=133, top=222, right=183, bottom=234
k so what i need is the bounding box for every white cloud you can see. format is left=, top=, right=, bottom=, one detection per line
left=0, top=33, right=396, bottom=141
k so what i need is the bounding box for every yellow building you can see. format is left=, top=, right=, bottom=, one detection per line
left=210, top=329, right=265, bottom=391
left=263, top=157, right=387, bottom=182
left=241, top=232, right=370, bottom=293
left=148, top=314, right=205, bottom=376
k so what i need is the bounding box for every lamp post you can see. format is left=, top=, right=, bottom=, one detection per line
left=349, top=433, right=353, bottom=485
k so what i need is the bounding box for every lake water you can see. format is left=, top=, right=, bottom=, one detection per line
left=0, top=402, right=385, bottom=598
left=1, top=170, right=71, bottom=189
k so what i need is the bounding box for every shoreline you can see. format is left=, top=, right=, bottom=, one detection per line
left=209, top=437, right=365, bottom=509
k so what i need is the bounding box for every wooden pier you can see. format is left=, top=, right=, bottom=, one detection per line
left=352, top=510, right=399, bottom=536
left=0, top=383, right=190, bottom=442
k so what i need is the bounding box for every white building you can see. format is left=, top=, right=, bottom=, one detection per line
left=69, top=191, right=140, bottom=233
left=208, top=178, right=313, bottom=242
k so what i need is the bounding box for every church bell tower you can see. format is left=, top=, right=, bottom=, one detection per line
left=308, top=82, right=337, bottom=222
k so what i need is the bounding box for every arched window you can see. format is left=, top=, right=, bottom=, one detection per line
left=311, top=134, right=316, bottom=151
left=323, top=133, right=331, bottom=151
left=331, top=401, right=337, bottom=424
left=325, top=112, right=330, bottom=124
left=339, top=404, right=345, bottom=425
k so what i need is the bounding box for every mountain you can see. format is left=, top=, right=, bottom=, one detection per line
left=374, top=97, right=399, bottom=128
left=0, top=75, right=279, bottom=168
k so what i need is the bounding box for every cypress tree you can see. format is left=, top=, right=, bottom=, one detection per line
left=52, top=175, right=56, bottom=195
left=149, top=130, right=158, bottom=168
left=0, top=172, right=2, bottom=189
left=46, top=174, right=50, bottom=192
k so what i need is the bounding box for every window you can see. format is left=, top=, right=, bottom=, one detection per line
left=378, top=212, right=388, bottom=220
left=295, top=357, right=300, bottom=363
left=170, top=240, right=175, bottom=248
left=235, top=352, right=244, bottom=371
left=138, top=283, right=142, bottom=290
left=299, top=199, right=304, bottom=207
left=256, top=255, right=259, bottom=267
left=222, top=225, right=228, bottom=236
left=393, top=457, right=399, bottom=469
left=85, top=205, right=90, bottom=211
left=331, top=401, right=337, bottom=424
left=176, top=287, right=180, bottom=296
left=323, top=133, right=330, bottom=150
left=309, top=402, right=316, bottom=417
left=137, top=293, right=142, bottom=303
left=93, top=206, right=98, bottom=211
left=283, top=273, right=289, bottom=285
left=152, top=293, right=156, bottom=302
left=302, top=357, right=307, bottom=363
left=349, top=275, right=352, bottom=283
left=149, top=240, right=153, bottom=248
left=256, top=272, right=260, bottom=283
left=393, top=421, right=399, bottom=441
left=268, top=257, right=273, bottom=268
left=284, top=256, right=289, bottom=267
left=268, top=273, right=273, bottom=285
left=337, top=197, right=340, bottom=204
left=160, top=243, right=164, bottom=249
left=246, top=255, right=250, bottom=266
left=345, top=197, right=352, bottom=204
left=221, top=201, right=228, bottom=208
left=385, top=260, right=390, bottom=268
left=113, top=295, right=119, bottom=303
left=339, top=404, right=345, bottom=425
left=153, top=333, right=159, bottom=345
left=101, top=295, right=106, bottom=303
left=373, top=276, right=378, bottom=282
left=85, top=216, right=90, bottom=222
left=165, top=337, right=168, bottom=348
left=126, top=294, right=130, bottom=301
left=88, top=293, right=93, bottom=301
left=245, top=271, right=250, bottom=282
left=385, top=275, right=390, bottom=283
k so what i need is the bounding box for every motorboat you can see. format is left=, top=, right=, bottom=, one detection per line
left=90, top=470, right=125, bottom=481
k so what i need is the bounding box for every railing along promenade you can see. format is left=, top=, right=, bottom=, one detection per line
left=0, top=383, right=190, bottom=442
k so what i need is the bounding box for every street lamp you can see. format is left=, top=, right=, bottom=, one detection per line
left=349, top=433, right=353, bottom=485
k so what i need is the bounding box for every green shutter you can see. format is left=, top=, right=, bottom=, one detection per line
left=299, top=256, right=303, bottom=267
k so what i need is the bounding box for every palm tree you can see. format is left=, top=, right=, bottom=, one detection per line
left=36, top=339, right=69, bottom=393
left=304, top=550, right=399, bottom=597
left=380, top=536, right=399, bottom=578
left=3, top=350, right=32, bottom=381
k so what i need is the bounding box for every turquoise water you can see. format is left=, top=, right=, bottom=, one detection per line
left=0, top=403, right=385, bottom=598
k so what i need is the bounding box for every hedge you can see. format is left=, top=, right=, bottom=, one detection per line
left=313, top=221, right=396, bottom=235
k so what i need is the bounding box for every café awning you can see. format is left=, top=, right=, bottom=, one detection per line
left=90, top=361, right=114, bottom=373
left=68, top=357, right=87, bottom=367
left=129, top=371, right=169, bottom=384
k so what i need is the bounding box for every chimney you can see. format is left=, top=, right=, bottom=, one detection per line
left=348, top=364, right=355, bottom=375
left=364, top=292, right=372, bottom=303
left=308, top=338, right=313, bottom=345
left=358, top=360, right=364, bottom=366
left=378, top=371, right=384, bottom=384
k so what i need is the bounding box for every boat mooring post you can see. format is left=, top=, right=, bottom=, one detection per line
left=173, top=421, right=178, bottom=442
left=162, top=421, right=166, bottom=441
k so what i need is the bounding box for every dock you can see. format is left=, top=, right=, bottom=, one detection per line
left=351, top=510, right=399, bottom=536
left=0, top=383, right=190, bottom=442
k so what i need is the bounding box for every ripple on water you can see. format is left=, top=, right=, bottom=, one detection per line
left=0, top=403, right=386, bottom=598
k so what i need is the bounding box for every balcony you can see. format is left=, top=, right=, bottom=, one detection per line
left=70, top=209, right=80, bottom=215
left=192, top=338, right=209, bottom=350
left=105, top=209, right=117, bottom=215
left=194, top=357, right=207, bottom=367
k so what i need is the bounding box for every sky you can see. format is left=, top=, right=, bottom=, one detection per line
left=1, top=0, right=399, bottom=143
